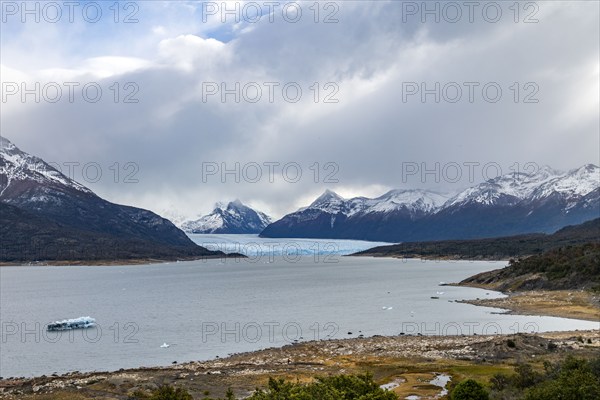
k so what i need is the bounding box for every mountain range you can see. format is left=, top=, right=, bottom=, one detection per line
left=0, top=137, right=229, bottom=263
left=181, top=200, right=271, bottom=234
left=260, top=165, right=600, bottom=242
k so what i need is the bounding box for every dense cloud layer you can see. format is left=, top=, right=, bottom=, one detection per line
left=1, top=1, right=598, bottom=219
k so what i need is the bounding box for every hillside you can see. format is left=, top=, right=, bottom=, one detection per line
left=353, top=218, right=600, bottom=260
left=0, top=202, right=230, bottom=263
left=460, top=243, right=600, bottom=292
left=0, top=137, right=231, bottom=263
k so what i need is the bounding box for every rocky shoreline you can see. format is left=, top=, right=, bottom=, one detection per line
left=457, top=287, right=600, bottom=322
left=1, top=330, right=598, bottom=399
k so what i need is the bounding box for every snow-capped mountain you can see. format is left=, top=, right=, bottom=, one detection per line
left=182, top=200, right=272, bottom=234
left=0, top=137, right=223, bottom=262
left=443, top=166, right=560, bottom=208
left=260, top=189, right=450, bottom=241
left=443, top=165, right=598, bottom=208
left=0, top=136, right=92, bottom=203
left=531, top=164, right=599, bottom=202
left=261, top=165, right=600, bottom=242
left=301, top=189, right=448, bottom=216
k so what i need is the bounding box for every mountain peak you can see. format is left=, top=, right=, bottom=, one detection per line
left=182, top=201, right=271, bottom=234
left=0, top=136, right=16, bottom=151
left=229, top=199, right=245, bottom=208
left=0, top=136, right=93, bottom=197
left=312, top=189, right=344, bottom=203
left=571, top=164, right=599, bottom=175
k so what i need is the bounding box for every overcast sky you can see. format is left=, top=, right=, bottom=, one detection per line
left=1, top=1, right=598, bottom=220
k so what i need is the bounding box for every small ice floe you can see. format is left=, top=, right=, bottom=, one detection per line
left=160, top=342, right=171, bottom=348
left=47, top=317, right=95, bottom=331
left=436, top=291, right=445, bottom=295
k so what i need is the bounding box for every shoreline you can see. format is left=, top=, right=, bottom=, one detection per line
left=0, top=254, right=245, bottom=267
left=456, top=287, right=600, bottom=322
left=2, top=329, right=598, bottom=399
left=351, top=253, right=512, bottom=261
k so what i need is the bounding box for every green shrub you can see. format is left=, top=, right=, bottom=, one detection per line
left=489, top=356, right=600, bottom=399
left=149, top=385, right=193, bottom=400
left=451, top=379, right=489, bottom=400
left=247, top=373, right=398, bottom=400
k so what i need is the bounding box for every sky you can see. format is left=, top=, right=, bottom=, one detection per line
left=1, top=0, right=599, bottom=220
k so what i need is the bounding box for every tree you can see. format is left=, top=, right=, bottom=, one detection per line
left=451, top=379, right=489, bottom=400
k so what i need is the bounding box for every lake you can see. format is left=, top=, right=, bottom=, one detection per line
left=1, top=237, right=597, bottom=378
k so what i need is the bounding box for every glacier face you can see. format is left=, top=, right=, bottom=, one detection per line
left=188, top=234, right=395, bottom=256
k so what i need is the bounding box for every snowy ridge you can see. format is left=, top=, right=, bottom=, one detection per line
left=0, top=136, right=92, bottom=197
left=277, top=164, right=598, bottom=225
left=298, top=188, right=449, bottom=217
left=444, top=165, right=599, bottom=208
left=182, top=200, right=272, bottom=234
left=363, top=189, right=448, bottom=214
left=531, top=164, right=600, bottom=200
left=263, top=164, right=599, bottom=242
left=183, top=211, right=225, bottom=233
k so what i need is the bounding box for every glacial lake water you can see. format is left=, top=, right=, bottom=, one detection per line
left=1, top=236, right=598, bottom=378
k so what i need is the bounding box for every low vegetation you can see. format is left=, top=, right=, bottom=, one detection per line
left=462, top=242, right=600, bottom=291
left=130, top=357, right=600, bottom=400
left=354, top=218, right=599, bottom=260
left=487, top=356, right=600, bottom=400
left=132, top=374, right=398, bottom=400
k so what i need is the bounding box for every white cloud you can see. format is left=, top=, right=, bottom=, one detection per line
left=2, top=1, right=598, bottom=221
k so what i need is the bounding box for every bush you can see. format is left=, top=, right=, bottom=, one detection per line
left=489, top=356, right=600, bottom=399
left=512, top=364, right=541, bottom=389
left=523, top=368, right=600, bottom=400
left=247, top=373, right=398, bottom=400
left=149, top=385, right=193, bottom=400
left=451, top=379, right=489, bottom=400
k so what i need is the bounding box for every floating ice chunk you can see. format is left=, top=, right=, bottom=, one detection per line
left=47, top=316, right=95, bottom=331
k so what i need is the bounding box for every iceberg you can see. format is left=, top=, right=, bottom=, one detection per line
left=47, top=316, right=96, bottom=331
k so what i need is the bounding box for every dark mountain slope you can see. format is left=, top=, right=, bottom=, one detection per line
left=353, top=218, right=600, bottom=260
left=0, top=137, right=229, bottom=263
